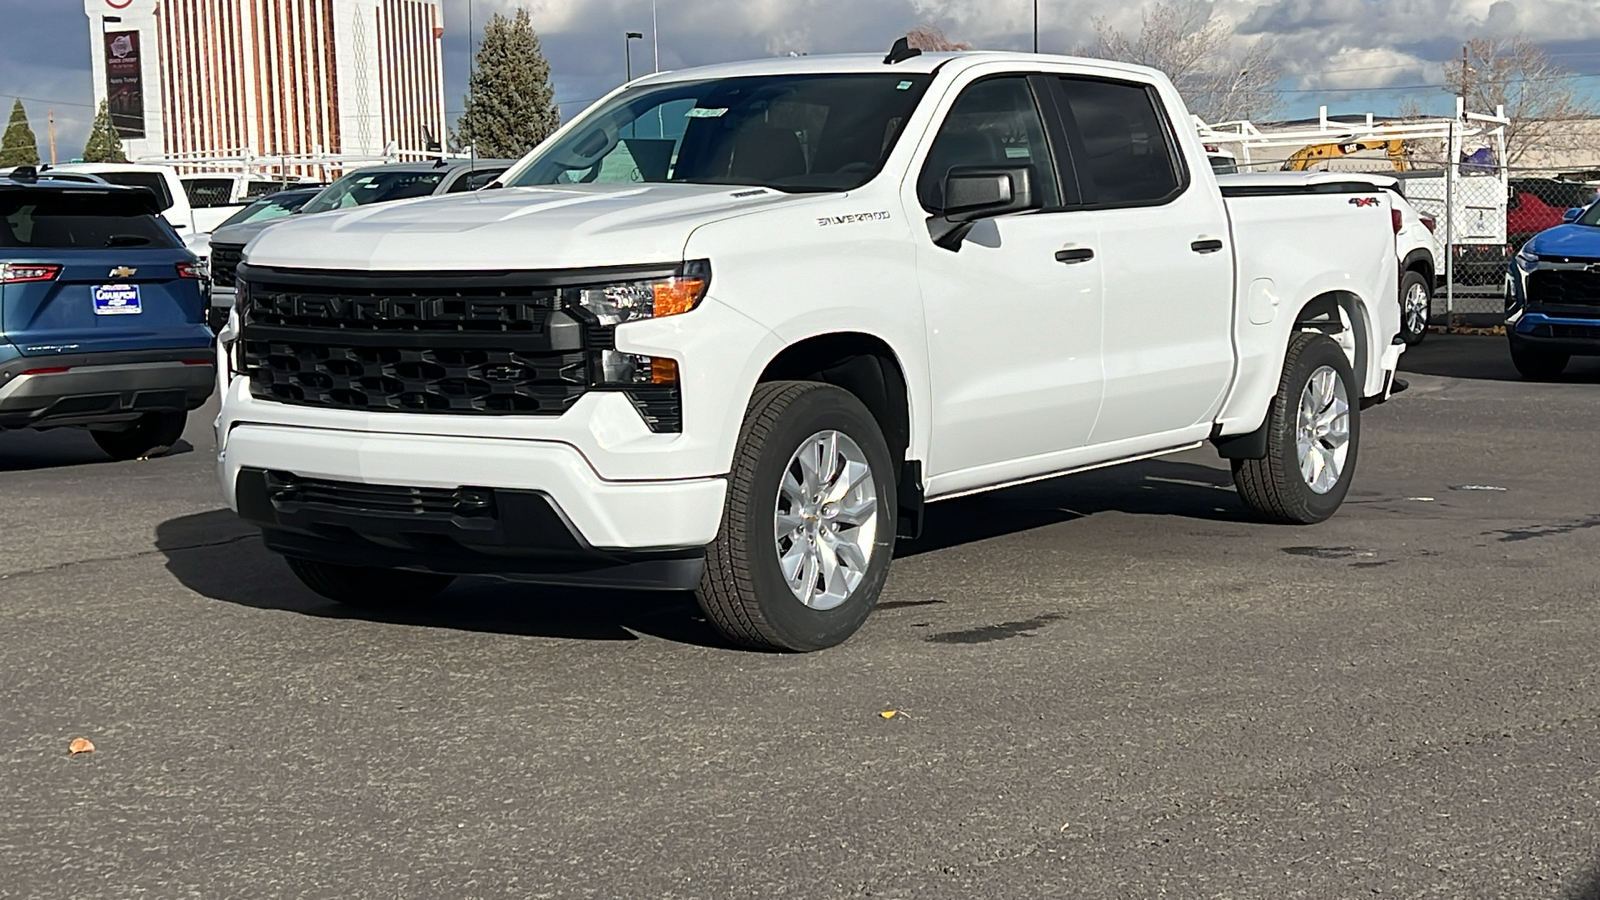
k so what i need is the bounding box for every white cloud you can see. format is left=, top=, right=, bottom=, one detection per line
left=1293, top=47, right=1437, bottom=91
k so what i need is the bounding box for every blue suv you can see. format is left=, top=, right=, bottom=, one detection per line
left=1, top=171, right=215, bottom=458
left=1507, top=200, right=1600, bottom=380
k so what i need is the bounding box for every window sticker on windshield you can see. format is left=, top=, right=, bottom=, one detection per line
left=685, top=107, right=728, bottom=118
left=1004, top=147, right=1031, bottom=159
left=896, top=80, right=914, bottom=90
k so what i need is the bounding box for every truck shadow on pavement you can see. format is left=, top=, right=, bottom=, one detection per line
left=1401, top=333, right=1600, bottom=383
left=1569, top=862, right=1600, bottom=900
left=155, top=458, right=1245, bottom=646
left=0, top=425, right=194, bottom=472
left=899, top=457, right=1250, bottom=557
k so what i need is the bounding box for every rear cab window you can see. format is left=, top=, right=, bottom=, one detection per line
left=0, top=190, right=181, bottom=249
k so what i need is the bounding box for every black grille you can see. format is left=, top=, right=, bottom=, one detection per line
left=241, top=281, right=590, bottom=416
left=265, top=471, right=498, bottom=519
left=211, top=244, right=244, bottom=287
left=1528, top=267, right=1600, bottom=308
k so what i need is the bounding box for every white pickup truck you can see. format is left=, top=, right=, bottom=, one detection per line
left=217, top=49, right=1403, bottom=651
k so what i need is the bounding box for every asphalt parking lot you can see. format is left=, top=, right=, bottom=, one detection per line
left=3, top=334, right=1599, bottom=898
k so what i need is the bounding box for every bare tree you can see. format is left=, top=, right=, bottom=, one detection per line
left=1444, top=36, right=1594, bottom=167
left=905, top=24, right=971, bottom=52
left=1086, top=0, right=1281, bottom=123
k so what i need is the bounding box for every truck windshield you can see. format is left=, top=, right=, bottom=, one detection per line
left=1577, top=203, right=1600, bottom=226
left=301, top=170, right=446, bottom=214
left=506, top=73, right=933, bottom=193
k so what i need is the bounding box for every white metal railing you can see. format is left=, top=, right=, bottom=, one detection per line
left=128, top=141, right=471, bottom=178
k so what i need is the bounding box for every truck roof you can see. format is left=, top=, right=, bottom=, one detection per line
left=627, top=51, right=1165, bottom=86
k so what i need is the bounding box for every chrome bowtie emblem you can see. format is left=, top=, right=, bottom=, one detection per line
left=109, top=266, right=137, bottom=278
left=483, top=365, right=522, bottom=383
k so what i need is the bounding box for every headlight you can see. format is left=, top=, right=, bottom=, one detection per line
left=1515, top=250, right=1540, bottom=272
left=560, top=259, right=710, bottom=325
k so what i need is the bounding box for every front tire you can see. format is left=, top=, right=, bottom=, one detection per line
left=90, top=411, right=188, bottom=461
left=1232, top=333, right=1360, bottom=524
left=1399, top=270, right=1431, bottom=345
left=697, top=381, right=897, bottom=652
left=1508, top=337, right=1568, bottom=381
left=286, top=557, right=455, bottom=609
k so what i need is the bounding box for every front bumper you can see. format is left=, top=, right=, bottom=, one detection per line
left=221, top=423, right=727, bottom=586
left=1508, top=312, right=1600, bottom=355
left=0, top=349, right=216, bottom=429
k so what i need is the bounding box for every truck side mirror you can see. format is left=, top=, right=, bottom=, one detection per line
left=930, top=165, right=1040, bottom=251
left=1563, top=207, right=1584, bottom=223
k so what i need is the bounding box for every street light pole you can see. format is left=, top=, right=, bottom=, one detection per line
left=1033, top=0, right=1039, bottom=53
left=625, top=31, right=642, bottom=82
left=652, top=0, right=660, bottom=73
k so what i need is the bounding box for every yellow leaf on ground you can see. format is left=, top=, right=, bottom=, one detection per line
left=879, top=710, right=897, bottom=719
left=68, top=738, right=95, bottom=755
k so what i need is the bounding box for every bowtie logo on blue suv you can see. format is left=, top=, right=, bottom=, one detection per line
left=109, top=266, right=137, bottom=278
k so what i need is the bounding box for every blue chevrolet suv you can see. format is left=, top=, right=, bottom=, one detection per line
left=0, top=171, right=215, bottom=458
left=1507, top=200, right=1600, bottom=380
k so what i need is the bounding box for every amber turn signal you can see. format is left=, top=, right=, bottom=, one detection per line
left=651, top=358, right=680, bottom=385
left=651, top=277, right=708, bottom=318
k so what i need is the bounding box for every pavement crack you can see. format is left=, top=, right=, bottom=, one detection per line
left=1489, top=515, right=1600, bottom=543
left=927, top=614, right=1063, bottom=645
left=0, top=533, right=257, bottom=582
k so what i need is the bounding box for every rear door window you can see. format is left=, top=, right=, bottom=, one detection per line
left=184, top=178, right=236, bottom=208
left=1053, top=77, right=1186, bottom=207
left=0, top=191, right=180, bottom=249
left=95, top=171, right=176, bottom=211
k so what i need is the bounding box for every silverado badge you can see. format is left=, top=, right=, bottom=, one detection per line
left=109, top=266, right=137, bottom=278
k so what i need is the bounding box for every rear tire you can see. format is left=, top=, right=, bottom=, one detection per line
left=697, top=381, right=897, bottom=652
left=1508, top=337, right=1568, bottom=381
left=286, top=557, right=455, bottom=609
left=90, top=411, right=188, bottom=461
left=1232, top=333, right=1360, bottom=525
left=1399, top=269, right=1431, bottom=346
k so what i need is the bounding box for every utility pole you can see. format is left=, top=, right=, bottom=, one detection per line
left=1033, top=0, right=1038, bottom=52
left=652, top=0, right=660, bottom=72
left=48, top=109, right=56, bottom=164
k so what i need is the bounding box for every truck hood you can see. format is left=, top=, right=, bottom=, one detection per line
left=243, top=183, right=808, bottom=271
left=1525, top=224, right=1600, bottom=258
left=211, top=217, right=288, bottom=248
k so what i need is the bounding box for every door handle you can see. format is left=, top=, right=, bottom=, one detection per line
left=1191, top=239, right=1224, bottom=254
left=1055, top=248, right=1095, bottom=264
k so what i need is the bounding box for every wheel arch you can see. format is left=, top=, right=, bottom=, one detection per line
left=757, top=332, right=912, bottom=470
left=1402, top=249, right=1435, bottom=287
left=755, top=331, right=922, bottom=537
left=1292, top=289, right=1372, bottom=394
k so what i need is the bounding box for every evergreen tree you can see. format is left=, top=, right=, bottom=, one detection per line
left=456, top=9, right=559, bottom=159
left=82, top=100, right=127, bottom=163
left=0, top=99, right=40, bottom=167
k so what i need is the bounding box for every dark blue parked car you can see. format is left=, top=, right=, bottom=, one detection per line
left=1507, top=201, right=1600, bottom=380
left=0, top=171, right=215, bottom=458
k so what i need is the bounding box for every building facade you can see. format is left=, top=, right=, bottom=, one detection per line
left=83, top=0, right=445, bottom=167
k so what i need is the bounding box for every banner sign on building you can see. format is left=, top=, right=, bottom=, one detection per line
left=103, top=30, right=145, bottom=138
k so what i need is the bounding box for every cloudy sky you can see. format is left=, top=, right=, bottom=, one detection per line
left=4, top=0, right=1600, bottom=158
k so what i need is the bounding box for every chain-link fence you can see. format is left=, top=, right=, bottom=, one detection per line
left=1389, top=161, right=1599, bottom=325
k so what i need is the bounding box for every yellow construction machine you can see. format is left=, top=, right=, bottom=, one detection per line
left=1281, top=137, right=1411, bottom=172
